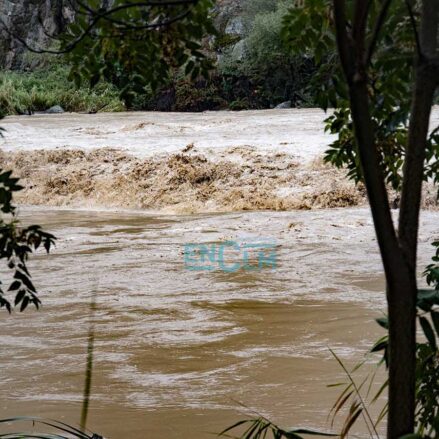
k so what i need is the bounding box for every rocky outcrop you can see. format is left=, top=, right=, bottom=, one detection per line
left=213, top=0, right=243, bottom=34
left=0, top=0, right=243, bottom=71
left=0, top=0, right=74, bottom=70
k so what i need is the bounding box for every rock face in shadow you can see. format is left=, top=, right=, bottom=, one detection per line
left=0, top=0, right=74, bottom=69
left=0, top=0, right=241, bottom=70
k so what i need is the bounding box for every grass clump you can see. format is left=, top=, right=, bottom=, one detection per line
left=0, top=65, right=125, bottom=116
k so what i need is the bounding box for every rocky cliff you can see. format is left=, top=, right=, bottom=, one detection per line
left=0, top=0, right=74, bottom=69
left=0, top=0, right=243, bottom=70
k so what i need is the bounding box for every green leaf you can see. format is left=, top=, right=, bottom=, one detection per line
left=371, top=335, right=388, bottom=353
left=419, top=316, right=437, bottom=350
left=431, top=311, right=439, bottom=337
left=375, top=316, right=389, bottom=329
left=283, top=428, right=337, bottom=437
left=417, top=289, right=439, bottom=311
left=20, top=295, right=30, bottom=312
left=185, top=60, right=195, bottom=75
left=8, top=280, right=21, bottom=291
left=14, top=289, right=25, bottom=306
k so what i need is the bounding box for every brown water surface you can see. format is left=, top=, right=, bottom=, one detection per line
left=1, top=109, right=438, bottom=438
left=1, top=207, right=437, bottom=438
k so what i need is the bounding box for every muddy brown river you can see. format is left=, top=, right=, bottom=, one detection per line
left=0, top=110, right=438, bottom=438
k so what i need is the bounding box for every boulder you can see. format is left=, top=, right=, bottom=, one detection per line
left=225, top=16, right=244, bottom=35
left=46, top=105, right=65, bottom=114
left=230, top=39, right=246, bottom=61
left=275, top=101, right=292, bottom=109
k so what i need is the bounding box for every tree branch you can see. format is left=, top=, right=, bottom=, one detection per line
left=0, top=0, right=198, bottom=55
left=333, top=0, right=401, bottom=280
left=353, top=0, right=370, bottom=56
left=366, top=0, right=392, bottom=64
left=333, top=0, right=355, bottom=80
left=398, top=0, right=439, bottom=271
left=0, top=15, right=100, bottom=54
left=79, top=8, right=193, bottom=32
left=405, top=0, right=422, bottom=57
left=80, top=0, right=198, bottom=20
left=419, top=0, right=439, bottom=58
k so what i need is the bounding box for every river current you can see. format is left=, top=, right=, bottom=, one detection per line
left=0, top=110, right=438, bottom=438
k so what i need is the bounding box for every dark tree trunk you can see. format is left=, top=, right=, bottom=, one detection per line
left=332, top=1, right=439, bottom=437
left=387, top=279, right=417, bottom=438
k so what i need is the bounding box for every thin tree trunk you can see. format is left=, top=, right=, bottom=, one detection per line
left=348, top=67, right=417, bottom=439
left=391, top=66, right=437, bottom=439
left=332, top=1, right=438, bottom=437
left=391, top=2, right=439, bottom=436
left=399, top=0, right=439, bottom=270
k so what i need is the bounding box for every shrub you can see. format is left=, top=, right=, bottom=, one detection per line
left=0, top=65, right=125, bottom=115
left=218, top=0, right=316, bottom=107
left=174, top=79, right=227, bottom=111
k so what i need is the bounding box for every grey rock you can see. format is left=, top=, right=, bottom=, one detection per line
left=46, top=105, right=65, bottom=114
left=230, top=39, right=246, bottom=61
left=213, top=2, right=243, bottom=34
left=0, top=0, right=74, bottom=70
left=225, top=16, right=244, bottom=35
left=275, top=101, right=292, bottom=109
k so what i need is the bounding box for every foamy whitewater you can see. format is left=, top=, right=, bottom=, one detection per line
left=1, top=108, right=438, bottom=213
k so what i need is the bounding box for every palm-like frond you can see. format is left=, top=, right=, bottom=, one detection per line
left=0, top=417, right=103, bottom=439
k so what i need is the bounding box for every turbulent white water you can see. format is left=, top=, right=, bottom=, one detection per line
left=2, top=108, right=438, bottom=214
left=1, top=109, right=333, bottom=160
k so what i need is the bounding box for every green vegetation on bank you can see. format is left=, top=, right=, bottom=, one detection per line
left=142, top=0, right=317, bottom=111
left=217, top=0, right=315, bottom=108
left=0, top=65, right=124, bottom=116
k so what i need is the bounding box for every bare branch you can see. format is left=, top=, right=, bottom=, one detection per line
left=75, top=0, right=193, bottom=32
left=0, top=14, right=100, bottom=54
left=80, top=0, right=198, bottom=20
left=36, top=12, right=64, bottom=41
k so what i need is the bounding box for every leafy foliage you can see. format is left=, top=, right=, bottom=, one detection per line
left=281, top=1, right=439, bottom=192
left=219, top=0, right=315, bottom=107
left=0, top=167, right=55, bottom=312
left=0, top=416, right=102, bottom=439
left=219, top=416, right=336, bottom=439
left=0, top=66, right=124, bottom=115
left=59, top=0, right=216, bottom=105
left=223, top=1, right=439, bottom=437
left=331, top=243, right=439, bottom=438
left=327, top=349, right=383, bottom=439
left=424, top=241, right=439, bottom=289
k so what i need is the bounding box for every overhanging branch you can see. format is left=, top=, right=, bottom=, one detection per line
left=366, top=0, right=392, bottom=64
